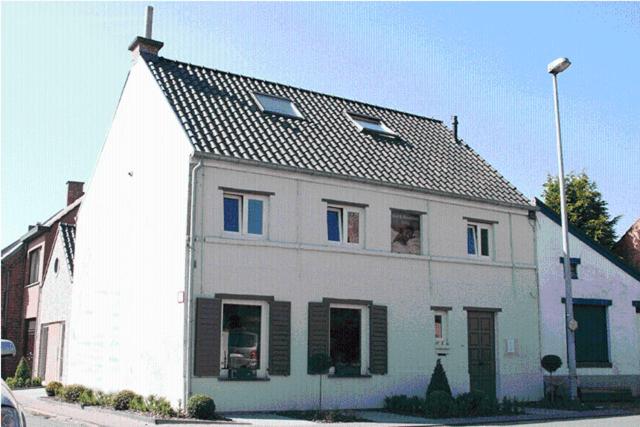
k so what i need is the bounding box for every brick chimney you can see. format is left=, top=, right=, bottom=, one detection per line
left=128, top=6, right=163, bottom=59
left=452, top=115, right=459, bottom=143
left=66, top=181, right=84, bottom=205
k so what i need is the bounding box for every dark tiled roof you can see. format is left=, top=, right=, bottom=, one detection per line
left=59, top=223, right=76, bottom=275
left=535, top=199, right=640, bottom=282
left=143, top=53, right=530, bottom=207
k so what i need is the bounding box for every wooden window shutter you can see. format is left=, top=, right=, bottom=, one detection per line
left=307, top=302, right=329, bottom=374
left=369, top=304, right=388, bottom=374
left=269, top=301, right=291, bottom=376
left=194, top=298, right=221, bottom=377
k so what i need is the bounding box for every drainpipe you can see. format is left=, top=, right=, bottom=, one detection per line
left=184, top=159, right=203, bottom=408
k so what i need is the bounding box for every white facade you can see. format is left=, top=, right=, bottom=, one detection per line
left=67, top=56, right=544, bottom=411
left=188, top=159, right=543, bottom=411
left=537, top=206, right=640, bottom=395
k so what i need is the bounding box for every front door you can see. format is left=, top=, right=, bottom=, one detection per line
left=467, top=310, right=496, bottom=398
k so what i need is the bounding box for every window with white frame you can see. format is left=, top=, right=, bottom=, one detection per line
left=223, top=193, right=268, bottom=237
left=219, top=299, right=269, bottom=379
left=467, top=223, right=491, bottom=257
left=433, top=311, right=449, bottom=348
left=326, top=205, right=363, bottom=247
left=329, top=303, right=369, bottom=376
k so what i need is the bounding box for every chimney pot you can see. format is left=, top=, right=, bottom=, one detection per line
left=452, top=115, right=459, bottom=143
left=66, top=181, right=84, bottom=206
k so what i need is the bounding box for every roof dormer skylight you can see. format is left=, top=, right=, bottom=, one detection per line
left=253, top=93, right=303, bottom=119
left=348, top=112, right=396, bottom=137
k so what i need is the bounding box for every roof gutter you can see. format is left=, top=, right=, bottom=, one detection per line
left=192, top=151, right=535, bottom=212
left=183, top=158, right=203, bottom=407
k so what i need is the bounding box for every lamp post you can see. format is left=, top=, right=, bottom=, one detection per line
left=548, top=57, right=578, bottom=400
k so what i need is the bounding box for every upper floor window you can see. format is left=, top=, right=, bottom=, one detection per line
left=28, top=248, right=41, bottom=285
left=391, top=210, right=421, bottom=255
left=326, top=205, right=363, bottom=247
left=223, top=193, right=268, bottom=237
left=253, top=93, right=303, bottom=119
left=348, top=112, right=396, bottom=137
left=559, top=257, right=580, bottom=279
left=467, top=223, right=491, bottom=257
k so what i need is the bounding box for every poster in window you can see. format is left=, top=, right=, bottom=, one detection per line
left=391, top=211, right=421, bottom=254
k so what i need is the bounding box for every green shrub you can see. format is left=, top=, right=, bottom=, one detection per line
left=187, top=394, right=216, bottom=420
left=146, top=395, right=176, bottom=418
left=95, top=391, right=115, bottom=407
left=426, top=359, right=452, bottom=397
left=60, top=384, right=89, bottom=403
left=14, top=357, right=31, bottom=382
left=455, top=391, right=498, bottom=417
left=31, top=377, right=42, bottom=387
left=129, top=394, right=148, bottom=412
left=79, top=389, right=97, bottom=407
left=5, top=377, right=17, bottom=390
left=45, top=381, right=63, bottom=396
left=24, top=378, right=32, bottom=387
left=383, top=394, right=425, bottom=415
left=424, top=391, right=456, bottom=418
left=15, top=378, right=24, bottom=388
left=112, top=390, right=140, bottom=411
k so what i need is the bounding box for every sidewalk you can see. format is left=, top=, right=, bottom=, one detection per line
left=13, top=388, right=639, bottom=426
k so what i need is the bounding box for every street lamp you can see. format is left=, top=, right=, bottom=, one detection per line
left=548, top=57, right=578, bottom=401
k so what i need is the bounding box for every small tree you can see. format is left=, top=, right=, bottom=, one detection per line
left=541, top=355, right=562, bottom=402
left=426, top=359, right=452, bottom=397
left=14, top=357, right=31, bottom=382
left=542, top=173, right=620, bottom=248
left=309, top=353, right=332, bottom=412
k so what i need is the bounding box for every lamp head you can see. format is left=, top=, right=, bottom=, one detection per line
left=548, top=57, right=571, bottom=75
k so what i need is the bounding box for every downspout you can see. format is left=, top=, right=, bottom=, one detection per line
left=184, top=159, right=203, bottom=408
left=529, top=211, right=544, bottom=396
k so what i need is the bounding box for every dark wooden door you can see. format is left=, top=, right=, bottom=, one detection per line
left=467, top=311, right=496, bottom=398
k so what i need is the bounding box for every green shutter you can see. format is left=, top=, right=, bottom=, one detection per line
left=269, top=301, right=291, bottom=376
left=308, top=302, right=329, bottom=374
left=194, top=298, right=222, bottom=377
left=369, top=305, right=388, bottom=374
left=574, top=305, right=609, bottom=365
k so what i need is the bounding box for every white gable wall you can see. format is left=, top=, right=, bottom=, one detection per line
left=537, top=212, right=640, bottom=394
left=66, top=57, right=193, bottom=404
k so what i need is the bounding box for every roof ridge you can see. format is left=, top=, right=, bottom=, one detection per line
left=146, top=53, right=444, bottom=125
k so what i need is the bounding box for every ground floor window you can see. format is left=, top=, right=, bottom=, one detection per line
left=220, top=302, right=266, bottom=378
left=24, top=318, right=36, bottom=363
left=574, top=304, right=609, bottom=367
left=329, top=306, right=369, bottom=376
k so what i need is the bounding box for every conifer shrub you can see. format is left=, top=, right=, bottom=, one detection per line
left=426, top=359, right=452, bottom=397
left=14, top=357, right=31, bottom=382
left=187, top=394, right=216, bottom=420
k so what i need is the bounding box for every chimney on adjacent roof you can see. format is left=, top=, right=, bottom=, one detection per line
left=67, top=181, right=84, bottom=205
left=452, top=115, right=459, bottom=143
left=128, top=6, right=164, bottom=59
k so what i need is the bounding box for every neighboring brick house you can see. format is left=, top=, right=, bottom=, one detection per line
left=67, top=30, right=544, bottom=411
left=614, top=218, right=640, bottom=272
left=1, top=182, right=83, bottom=378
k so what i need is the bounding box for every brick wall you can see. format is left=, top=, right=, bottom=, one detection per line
left=1, top=247, right=26, bottom=378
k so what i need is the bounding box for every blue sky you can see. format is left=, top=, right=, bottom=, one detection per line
left=2, top=2, right=639, bottom=246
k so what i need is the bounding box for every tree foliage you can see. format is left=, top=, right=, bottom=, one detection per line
left=426, top=359, right=452, bottom=397
left=542, top=172, right=620, bottom=248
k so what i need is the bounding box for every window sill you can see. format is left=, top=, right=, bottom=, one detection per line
left=217, top=377, right=270, bottom=382
left=577, top=362, right=612, bottom=369
left=327, top=374, right=372, bottom=379
left=435, top=344, right=450, bottom=352
left=25, top=282, right=40, bottom=288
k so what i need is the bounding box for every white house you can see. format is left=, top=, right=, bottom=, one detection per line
left=66, top=32, right=544, bottom=411
left=536, top=199, right=640, bottom=397
left=33, top=223, right=76, bottom=384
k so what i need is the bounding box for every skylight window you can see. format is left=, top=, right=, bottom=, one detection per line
left=348, top=112, right=396, bottom=137
left=253, top=93, right=303, bottom=118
